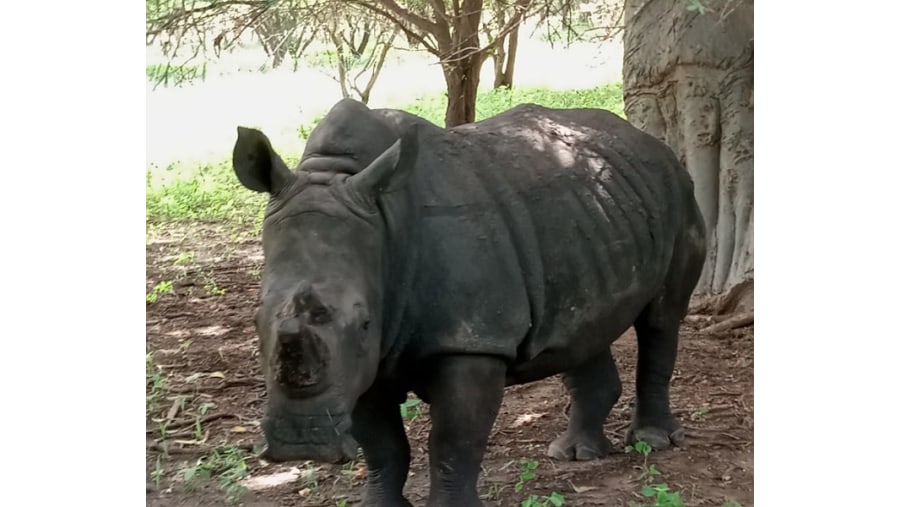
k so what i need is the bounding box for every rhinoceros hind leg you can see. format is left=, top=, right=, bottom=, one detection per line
left=628, top=205, right=705, bottom=451
left=626, top=292, right=691, bottom=451
left=548, top=348, right=622, bottom=461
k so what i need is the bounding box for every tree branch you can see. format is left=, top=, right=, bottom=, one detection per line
left=438, top=0, right=532, bottom=65
left=344, top=0, right=440, bottom=54
left=374, top=0, right=443, bottom=36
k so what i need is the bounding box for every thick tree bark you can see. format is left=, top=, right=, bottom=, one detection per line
left=623, top=0, right=753, bottom=303
left=492, top=22, right=519, bottom=89
left=443, top=56, right=482, bottom=126
left=489, top=8, right=520, bottom=89
left=441, top=0, right=485, bottom=126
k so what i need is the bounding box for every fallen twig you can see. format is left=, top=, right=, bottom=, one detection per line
left=168, top=378, right=263, bottom=394
left=148, top=441, right=257, bottom=456
left=147, top=412, right=242, bottom=435
left=674, top=404, right=732, bottom=416
left=699, top=312, right=753, bottom=334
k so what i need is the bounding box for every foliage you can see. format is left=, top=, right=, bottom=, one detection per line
left=146, top=280, right=174, bottom=303
left=624, top=439, right=719, bottom=507
left=534, top=0, right=625, bottom=46
left=513, top=460, right=565, bottom=506
left=180, top=445, right=251, bottom=504
left=146, top=161, right=268, bottom=224
left=515, top=460, right=539, bottom=492
left=399, top=397, right=422, bottom=420
left=146, top=63, right=207, bottom=87
left=403, top=82, right=625, bottom=125
left=145, top=0, right=626, bottom=123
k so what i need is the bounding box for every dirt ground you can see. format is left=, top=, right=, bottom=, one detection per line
left=146, top=222, right=753, bottom=507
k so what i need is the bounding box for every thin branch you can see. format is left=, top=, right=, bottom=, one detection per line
left=344, top=0, right=439, bottom=54
left=437, top=0, right=533, bottom=65
left=375, top=0, right=443, bottom=36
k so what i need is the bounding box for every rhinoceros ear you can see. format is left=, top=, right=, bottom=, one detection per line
left=346, top=128, right=418, bottom=205
left=232, top=126, right=295, bottom=194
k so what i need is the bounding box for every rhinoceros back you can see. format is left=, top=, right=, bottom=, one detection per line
left=372, top=105, right=693, bottom=368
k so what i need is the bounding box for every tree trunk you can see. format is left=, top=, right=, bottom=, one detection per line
left=443, top=55, right=482, bottom=126
left=441, top=0, right=484, bottom=127
left=622, top=0, right=753, bottom=303
left=488, top=7, right=519, bottom=89
left=492, top=21, right=519, bottom=89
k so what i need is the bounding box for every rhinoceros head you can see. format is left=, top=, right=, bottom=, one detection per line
left=231, top=121, right=416, bottom=464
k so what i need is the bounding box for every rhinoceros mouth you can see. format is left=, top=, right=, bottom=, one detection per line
left=261, top=411, right=357, bottom=463
left=260, top=437, right=359, bottom=464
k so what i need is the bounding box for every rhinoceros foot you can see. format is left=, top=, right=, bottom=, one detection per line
left=547, top=429, right=613, bottom=461
left=626, top=420, right=686, bottom=451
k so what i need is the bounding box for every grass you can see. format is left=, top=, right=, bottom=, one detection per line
left=146, top=161, right=268, bottom=225
left=402, top=82, right=625, bottom=126
left=147, top=63, right=208, bottom=87
left=146, top=354, right=254, bottom=505
left=146, top=280, right=174, bottom=303
left=180, top=445, right=251, bottom=505
left=146, top=83, right=625, bottom=227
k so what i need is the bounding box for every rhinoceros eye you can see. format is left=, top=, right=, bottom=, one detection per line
left=308, top=306, right=331, bottom=325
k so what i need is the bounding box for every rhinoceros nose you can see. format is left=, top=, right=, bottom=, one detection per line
left=293, top=281, right=318, bottom=309
left=278, top=316, right=303, bottom=337
left=275, top=318, right=331, bottom=394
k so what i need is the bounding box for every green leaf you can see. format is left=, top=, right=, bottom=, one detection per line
left=549, top=492, right=566, bottom=506
left=686, top=0, right=707, bottom=14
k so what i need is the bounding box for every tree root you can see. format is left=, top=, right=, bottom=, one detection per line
left=690, top=278, right=754, bottom=316
left=699, top=312, right=753, bottom=334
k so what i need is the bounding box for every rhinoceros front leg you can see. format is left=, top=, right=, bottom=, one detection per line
left=548, top=348, right=622, bottom=460
left=420, top=355, right=506, bottom=507
left=351, top=385, right=414, bottom=507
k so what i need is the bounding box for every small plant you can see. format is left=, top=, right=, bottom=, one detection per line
left=204, top=277, right=226, bottom=296
left=336, top=501, right=348, bottom=507
left=146, top=353, right=167, bottom=413
left=625, top=440, right=686, bottom=507
left=146, top=280, right=174, bottom=302
left=690, top=407, right=710, bottom=421
left=173, top=251, right=195, bottom=265
left=625, top=440, right=660, bottom=483
left=400, top=397, right=422, bottom=421
left=181, top=445, right=250, bottom=505
left=514, top=460, right=539, bottom=492
left=512, top=460, right=564, bottom=507
left=151, top=455, right=165, bottom=488
left=522, top=491, right=566, bottom=507
left=723, top=502, right=743, bottom=507
left=686, top=0, right=708, bottom=15
left=194, top=417, right=205, bottom=441
left=640, top=483, right=684, bottom=507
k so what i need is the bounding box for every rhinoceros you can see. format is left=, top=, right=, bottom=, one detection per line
left=231, top=98, right=706, bottom=507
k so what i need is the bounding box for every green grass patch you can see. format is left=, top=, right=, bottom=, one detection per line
left=147, top=63, right=207, bottom=87
left=148, top=84, right=625, bottom=226
left=402, top=82, right=625, bottom=126
left=146, top=161, right=268, bottom=225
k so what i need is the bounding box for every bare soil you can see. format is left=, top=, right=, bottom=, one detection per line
left=146, top=222, right=753, bottom=507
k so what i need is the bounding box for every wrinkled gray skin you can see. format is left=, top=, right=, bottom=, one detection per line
left=232, top=98, right=706, bottom=507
